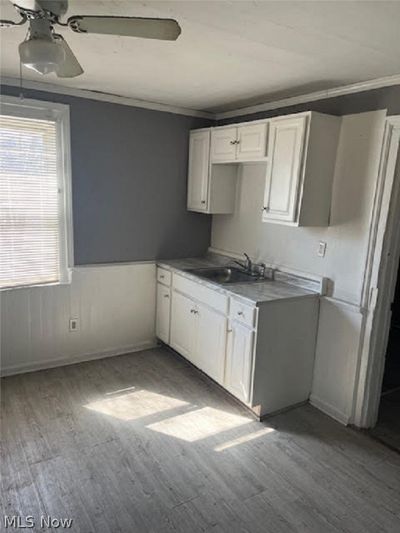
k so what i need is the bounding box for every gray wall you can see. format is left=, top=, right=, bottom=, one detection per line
left=3, top=83, right=399, bottom=265
left=1, top=84, right=212, bottom=265
left=217, top=85, right=400, bottom=125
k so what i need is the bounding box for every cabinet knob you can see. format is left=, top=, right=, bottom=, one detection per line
left=262, top=206, right=269, bottom=213
left=237, top=311, right=244, bottom=316
left=229, top=140, right=236, bottom=145
left=201, top=200, right=206, bottom=204
left=164, top=294, right=169, bottom=299
left=160, top=275, right=165, bottom=279
left=235, top=140, right=240, bottom=144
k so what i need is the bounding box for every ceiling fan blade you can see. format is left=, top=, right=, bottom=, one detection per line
left=0, top=16, right=27, bottom=27
left=67, top=16, right=181, bottom=41
left=54, top=35, right=83, bottom=78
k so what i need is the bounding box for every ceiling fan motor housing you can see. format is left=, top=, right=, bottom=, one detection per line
left=19, top=18, right=65, bottom=74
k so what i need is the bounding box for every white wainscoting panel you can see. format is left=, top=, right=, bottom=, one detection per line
left=1, top=263, right=157, bottom=376
left=310, top=297, right=363, bottom=424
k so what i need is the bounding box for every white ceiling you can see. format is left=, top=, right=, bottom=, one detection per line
left=1, top=0, right=400, bottom=113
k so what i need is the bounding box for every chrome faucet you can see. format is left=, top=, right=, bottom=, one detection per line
left=231, top=253, right=271, bottom=279
left=243, top=253, right=253, bottom=272
left=233, top=253, right=253, bottom=273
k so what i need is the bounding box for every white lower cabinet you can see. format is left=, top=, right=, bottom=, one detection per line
left=156, top=269, right=320, bottom=419
left=170, top=290, right=197, bottom=362
left=170, top=291, right=227, bottom=384
left=225, top=321, right=254, bottom=404
left=156, top=283, right=171, bottom=344
left=196, top=304, right=227, bottom=385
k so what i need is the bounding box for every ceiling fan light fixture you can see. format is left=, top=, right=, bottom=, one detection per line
left=19, top=37, right=65, bottom=74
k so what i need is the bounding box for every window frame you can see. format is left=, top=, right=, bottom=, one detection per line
left=0, top=94, right=74, bottom=290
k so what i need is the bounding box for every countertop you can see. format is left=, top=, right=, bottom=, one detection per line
left=157, top=256, right=319, bottom=306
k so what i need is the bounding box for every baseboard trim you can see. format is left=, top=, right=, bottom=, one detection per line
left=0, top=340, right=158, bottom=377
left=309, top=394, right=350, bottom=425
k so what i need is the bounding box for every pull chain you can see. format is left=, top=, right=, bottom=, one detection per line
left=19, top=59, right=24, bottom=100
left=19, top=27, right=29, bottom=100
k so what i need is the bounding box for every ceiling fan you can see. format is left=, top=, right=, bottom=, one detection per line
left=0, top=0, right=182, bottom=78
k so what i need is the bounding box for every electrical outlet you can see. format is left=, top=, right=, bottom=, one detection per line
left=69, top=318, right=79, bottom=332
left=317, top=241, right=327, bottom=257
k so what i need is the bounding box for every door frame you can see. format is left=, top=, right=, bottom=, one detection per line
left=353, top=116, right=400, bottom=428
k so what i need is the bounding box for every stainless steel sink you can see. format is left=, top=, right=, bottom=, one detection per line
left=185, top=266, right=263, bottom=284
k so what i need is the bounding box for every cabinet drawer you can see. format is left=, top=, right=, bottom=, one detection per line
left=230, top=299, right=257, bottom=328
left=173, top=273, right=228, bottom=314
left=157, top=267, right=171, bottom=286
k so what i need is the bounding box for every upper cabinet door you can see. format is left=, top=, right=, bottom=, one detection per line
left=263, top=116, right=307, bottom=223
left=236, top=123, right=268, bottom=160
left=187, top=130, right=210, bottom=212
left=211, top=127, right=237, bottom=162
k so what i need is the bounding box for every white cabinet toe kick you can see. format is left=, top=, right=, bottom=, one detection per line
left=156, top=267, right=319, bottom=419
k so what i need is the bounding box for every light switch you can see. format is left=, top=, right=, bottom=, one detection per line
left=317, top=241, right=327, bottom=257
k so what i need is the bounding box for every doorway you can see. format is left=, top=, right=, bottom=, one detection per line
left=354, top=116, right=400, bottom=431
left=370, top=258, right=400, bottom=451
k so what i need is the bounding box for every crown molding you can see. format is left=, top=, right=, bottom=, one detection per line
left=215, top=74, right=400, bottom=120
left=1, top=73, right=399, bottom=122
left=0, top=77, right=214, bottom=120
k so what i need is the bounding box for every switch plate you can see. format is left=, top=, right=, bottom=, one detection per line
left=69, top=318, right=79, bottom=332
left=317, top=241, right=327, bottom=257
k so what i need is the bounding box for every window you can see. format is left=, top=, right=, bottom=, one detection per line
left=0, top=96, right=73, bottom=290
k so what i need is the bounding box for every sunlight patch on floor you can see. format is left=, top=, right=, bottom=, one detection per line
left=147, top=406, right=253, bottom=442
left=105, top=386, right=137, bottom=396
left=84, top=390, right=188, bottom=421
left=214, top=427, right=275, bottom=451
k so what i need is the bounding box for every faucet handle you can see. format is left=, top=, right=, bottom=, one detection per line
left=243, top=252, right=251, bottom=264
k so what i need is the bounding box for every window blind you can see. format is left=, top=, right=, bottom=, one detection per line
left=0, top=113, right=63, bottom=289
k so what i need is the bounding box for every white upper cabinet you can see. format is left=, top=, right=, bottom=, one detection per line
left=263, top=115, right=307, bottom=224
left=236, top=123, right=268, bottom=160
left=187, top=111, right=339, bottom=223
left=211, top=122, right=268, bottom=163
left=187, top=129, right=238, bottom=215
left=262, top=112, right=341, bottom=227
left=187, top=129, right=210, bottom=212
left=211, top=127, right=237, bottom=162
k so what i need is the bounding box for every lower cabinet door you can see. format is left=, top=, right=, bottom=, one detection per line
left=195, top=304, right=227, bottom=385
left=225, top=321, right=254, bottom=404
left=156, top=283, right=171, bottom=344
left=170, top=291, right=197, bottom=362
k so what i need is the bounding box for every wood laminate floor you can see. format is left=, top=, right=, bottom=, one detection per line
left=1, top=347, right=400, bottom=533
